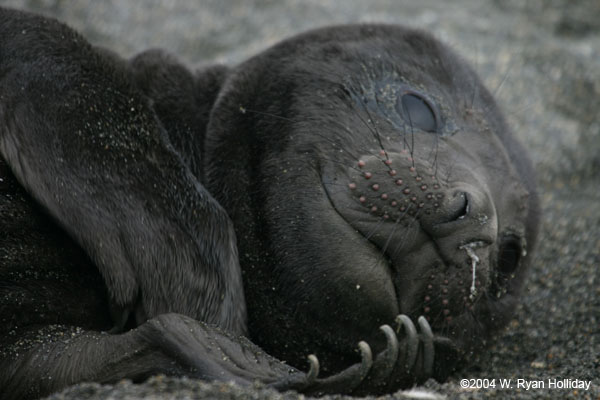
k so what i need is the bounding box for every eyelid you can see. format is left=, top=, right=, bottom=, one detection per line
left=396, top=89, right=441, bottom=133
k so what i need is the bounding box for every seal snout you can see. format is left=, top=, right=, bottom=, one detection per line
left=324, top=149, right=500, bottom=327
left=419, top=186, right=496, bottom=244
left=341, top=152, right=497, bottom=247
left=345, top=151, right=445, bottom=222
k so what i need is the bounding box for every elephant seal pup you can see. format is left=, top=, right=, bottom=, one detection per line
left=0, top=7, right=540, bottom=398
left=204, top=24, right=540, bottom=389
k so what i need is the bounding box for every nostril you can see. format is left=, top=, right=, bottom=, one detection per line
left=442, top=192, right=469, bottom=223
left=456, top=192, right=469, bottom=220
left=497, top=236, right=521, bottom=276
left=418, top=190, right=486, bottom=241
left=492, top=235, right=523, bottom=295
left=420, top=191, right=472, bottom=230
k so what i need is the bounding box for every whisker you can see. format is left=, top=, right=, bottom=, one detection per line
left=359, top=101, right=389, bottom=161
left=239, top=107, right=297, bottom=123
left=363, top=218, right=387, bottom=241
left=309, top=131, right=362, bottom=162
left=492, top=62, right=513, bottom=99
left=389, top=204, right=419, bottom=259
left=317, top=157, right=363, bottom=173
left=380, top=214, right=402, bottom=254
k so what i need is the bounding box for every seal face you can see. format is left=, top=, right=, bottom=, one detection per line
left=205, top=24, right=539, bottom=382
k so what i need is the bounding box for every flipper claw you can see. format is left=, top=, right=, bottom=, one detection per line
left=305, top=354, right=319, bottom=384
left=304, top=340, right=373, bottom=395
left=395, top=314, right=419, bottom=373
left=417, top=316, right=434, bottom=378
left=368, top=324, right=399, bottom=383
left=285, top=315, right=441, bottom=395
left=356, top=341, right=374, bottom=378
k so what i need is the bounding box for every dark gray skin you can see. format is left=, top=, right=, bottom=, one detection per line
left=0, top=7, right=540, bottom=400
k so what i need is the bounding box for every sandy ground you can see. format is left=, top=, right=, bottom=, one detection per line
left=3, top=0, right=599, bottom=399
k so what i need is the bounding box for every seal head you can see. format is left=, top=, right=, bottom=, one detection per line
left=204, top=24, right=539, bottom=387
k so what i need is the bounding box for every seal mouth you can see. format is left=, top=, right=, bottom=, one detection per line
left=319, top=162, right=522, bottom=335
left=320, top=172, right=483, bottom=312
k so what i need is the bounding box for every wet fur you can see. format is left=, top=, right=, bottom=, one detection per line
left=0, top=7, right=539, bottom=399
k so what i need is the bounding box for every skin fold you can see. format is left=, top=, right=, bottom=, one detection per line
left=0, top=7, right=539, bottom=399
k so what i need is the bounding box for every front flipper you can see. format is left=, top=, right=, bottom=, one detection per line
left=272, top=314, right=441, bottom=396
left=0, top=312, right=446, bottom=399
left=0, top=8, right=244, bottom=333
left=0, top=314, right=298, bottom=400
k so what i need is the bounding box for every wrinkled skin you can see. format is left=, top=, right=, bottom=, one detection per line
left=0, top=7, right=539, bottom=400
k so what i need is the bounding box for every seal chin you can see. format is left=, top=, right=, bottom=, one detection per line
left=425, top=234, right=525, bottom=351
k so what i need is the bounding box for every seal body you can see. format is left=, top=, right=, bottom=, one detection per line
left=0, top=8, right=540, bottom=398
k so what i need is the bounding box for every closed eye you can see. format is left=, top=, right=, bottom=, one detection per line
left=397, top=93, right=438, bottom=133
